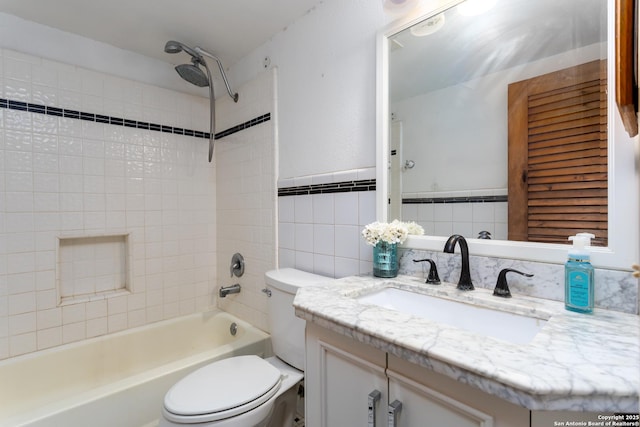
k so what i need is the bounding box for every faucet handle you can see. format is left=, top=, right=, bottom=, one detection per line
left=230, top=253, right=245, bottom=278
left=493, top=268, right=533, bottom=298
left=413, top=259, right=441, bottom=284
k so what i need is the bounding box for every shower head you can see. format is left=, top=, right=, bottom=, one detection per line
left=175, top=63, right=209, bottom=87
left=164, top=40, right=183, bottom=54
left=164, top=40, right=202, bottom=60
left=165, top=40, right=212, bottom=88
left=164, top=39, right=240, bottom=163
left=164, top=40, right=237, bottom=101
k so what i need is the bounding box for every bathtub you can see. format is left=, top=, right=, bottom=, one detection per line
left=0, top=310, right=271, bottom=427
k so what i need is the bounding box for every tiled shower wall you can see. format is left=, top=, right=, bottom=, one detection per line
left=277, top=169, right=377, bottom=278
left=215, top=70, right=276, bottom=331
left=0, top=48, right=217, bottom=359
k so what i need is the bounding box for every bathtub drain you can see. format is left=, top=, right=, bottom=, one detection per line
left=229, top=322, right=238, bottom=336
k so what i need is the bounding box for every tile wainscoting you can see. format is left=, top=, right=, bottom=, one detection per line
left=402, top=193, right=508, bottom=241
left=277, top=168, right=637, bottom=314
left=277, top=168, right=377, bottom=278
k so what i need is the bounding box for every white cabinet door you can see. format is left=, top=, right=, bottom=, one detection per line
left=387, top=369, right=493, bottom=427
left=388, top=355, right=529, bottom=427
left=322, top=342, right=388, bottom=427
left=305, top=324, right=387, bottom=427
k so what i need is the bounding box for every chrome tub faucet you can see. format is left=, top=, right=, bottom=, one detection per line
left=219, top=284, right=241, bottom=298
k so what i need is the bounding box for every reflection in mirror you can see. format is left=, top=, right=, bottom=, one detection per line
left=387, top=0, right=608, bottom=245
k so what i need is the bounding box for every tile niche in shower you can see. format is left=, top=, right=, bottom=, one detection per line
left=56, top=234, right=131, bottom=305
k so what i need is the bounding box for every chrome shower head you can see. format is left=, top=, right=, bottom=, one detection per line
left=175, top=63, right=209, bottom=87
left=166, top=41, right=210, bottom=87
left=164, top=40, right=183, bottom=54
left=164, top=39, right=239, bottom=163
left=164, top=40, right=202, bottom=60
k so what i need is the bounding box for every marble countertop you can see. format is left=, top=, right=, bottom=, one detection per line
left=293, top=274, right=640, bottom=412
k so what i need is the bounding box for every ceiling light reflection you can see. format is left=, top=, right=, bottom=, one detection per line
left=457, top=0, right=497, bottom=16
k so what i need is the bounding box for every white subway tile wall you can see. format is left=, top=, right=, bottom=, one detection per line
left=0, top=48, right=217, bottom=359
left=277, top=168, right=377, bottom=278
left=214, top=70, right=276, bottom=331
left=402, top=201, right=508, bottom=240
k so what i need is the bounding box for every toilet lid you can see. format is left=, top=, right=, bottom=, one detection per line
left=164, top=355, right=282, bottom=420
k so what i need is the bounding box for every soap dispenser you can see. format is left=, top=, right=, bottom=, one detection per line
left=565, top=233, right=595, bottom=313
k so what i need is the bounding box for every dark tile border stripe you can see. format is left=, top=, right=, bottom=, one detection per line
left=216, top=114, right=271, bottom=139
left=278, top=179, right=376, bottom=196
left=403, top=195, right=508, bottom=204
left=277, top=184, right=501, bottom=200
left=0, top=97, right=269, bottom=141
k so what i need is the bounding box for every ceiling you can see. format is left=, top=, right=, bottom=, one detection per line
left=0, top=0, right=325, bottom=68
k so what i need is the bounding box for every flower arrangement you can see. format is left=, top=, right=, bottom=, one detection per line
left=361, top=220, right=424, bottom=246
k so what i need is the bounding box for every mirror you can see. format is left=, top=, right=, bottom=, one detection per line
left=376, top=0, right=639, bottom=269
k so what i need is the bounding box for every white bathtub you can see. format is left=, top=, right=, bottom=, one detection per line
left=0, top=310, right=271, bottom=427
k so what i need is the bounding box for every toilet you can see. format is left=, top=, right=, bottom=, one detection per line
left=160, top=268, right=330, bottom=427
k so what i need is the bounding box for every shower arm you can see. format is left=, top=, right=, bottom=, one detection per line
left=196, top=47, right=239, bottom=102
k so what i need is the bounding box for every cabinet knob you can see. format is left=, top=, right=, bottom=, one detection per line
left=368, top=390, right=382, bottom=426
left=388, top=399, right=403, bottom=427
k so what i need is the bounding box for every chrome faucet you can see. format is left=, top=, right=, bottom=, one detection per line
left=219, top=283, right=241, bottom=298
left=443, top=234, right=474, bottom=291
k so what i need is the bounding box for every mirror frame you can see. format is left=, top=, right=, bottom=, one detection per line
left=376, top=0, right=639, bottom=269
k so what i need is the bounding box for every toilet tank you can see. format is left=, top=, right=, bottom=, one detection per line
left=265, top=268, right=331, bottom=370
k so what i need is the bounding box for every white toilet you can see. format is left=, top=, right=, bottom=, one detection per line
left=160, top=268, right=330, bottom=427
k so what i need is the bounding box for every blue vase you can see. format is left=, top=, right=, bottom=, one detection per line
left=373, top=241, right=398, bottom=278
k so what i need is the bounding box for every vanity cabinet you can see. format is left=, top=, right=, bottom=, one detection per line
left=304, top=323, right=388, bottom=426
left=305, top=323, right=530, bottom=427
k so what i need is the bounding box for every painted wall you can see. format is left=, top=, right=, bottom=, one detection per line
left=231, top=0, right=388, bottom=180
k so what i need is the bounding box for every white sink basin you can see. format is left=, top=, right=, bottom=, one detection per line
left=357, top=288, right=547, bottom=345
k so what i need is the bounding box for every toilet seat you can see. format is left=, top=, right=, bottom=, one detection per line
left=163, top=355, right=282, bottom=424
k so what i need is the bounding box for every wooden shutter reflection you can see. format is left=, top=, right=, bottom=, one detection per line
left=508, top=60, right=608, bottom=246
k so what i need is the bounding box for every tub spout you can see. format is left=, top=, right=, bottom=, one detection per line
left=219, top=284, right=241, bottom=298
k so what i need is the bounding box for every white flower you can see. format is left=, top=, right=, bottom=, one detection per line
left=361, top=220, right=424, bottom=246
left=404, top=221, right=424, bottom=236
